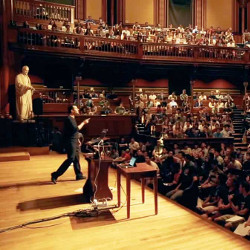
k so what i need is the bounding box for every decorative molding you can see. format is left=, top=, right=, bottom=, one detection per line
left=237, top=0, right=250, bottom=8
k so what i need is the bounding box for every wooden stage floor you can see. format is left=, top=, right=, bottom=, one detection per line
left=0, top=152, right=248, bottom=250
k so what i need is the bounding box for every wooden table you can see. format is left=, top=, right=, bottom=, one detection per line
left=117, top=163, right=158, bottom=219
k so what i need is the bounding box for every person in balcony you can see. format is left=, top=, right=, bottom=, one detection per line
left=98, top=26, right=107, bottom=38
left=122, top=26, right=131, bottom=37
left=168, top=91, right=177, bottom=100
left=199, top=92, right=207, bottom=101
left=74, top=25, right=84, bottom=35
left=132, top=22, right=141, bottom=30
left=84, top=23, right=94, bottom=36
left=23, top=21, right=29, bottom=28
left=169, top=98, right=178, bottom=109
left=85, top=15, right=95, bottom=24
left=180, top=89, right=188, bottom=107
left=115, top=102, right=126, bottom=115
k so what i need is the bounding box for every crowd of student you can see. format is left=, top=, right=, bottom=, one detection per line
left=72, top=86, right=249, bottom=238
left=134, top=89, right=237, bottom=139
left=19, top=16, right=249, bottom=49
left=64, top=17, right=237, bottom=47
left=103, top=136, right=250, bottom=238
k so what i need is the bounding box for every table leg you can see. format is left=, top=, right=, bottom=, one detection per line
left=154, top=175, right=158, bottom=215
left=117, top=169, right=121, bottom=207
left=126, top=175, right=131, bottom=219
left=141, top=178, right=145, bottom=203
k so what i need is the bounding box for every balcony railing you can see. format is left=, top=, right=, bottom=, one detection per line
left=13, top=0, right=74, bottom=23
left=12, top=28, right=250, bottom=65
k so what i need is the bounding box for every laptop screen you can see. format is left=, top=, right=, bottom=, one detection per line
left=129, top=157, right=136, bottom=167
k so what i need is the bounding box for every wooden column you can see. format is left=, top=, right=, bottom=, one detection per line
left=117, top=0, right=123, bottom=23
left=190, top=80, right=194, bottom=112
left=111, top=0, right=115, bottom=26
left=243, top=82, right=248, bottom=95
left=75, top=0, right=85, bottom=20
left=237, top=0, right=250, bottom=33
left=102, top=0, right=107, bottom=22
left=194, top=0, right=203, bottom=29
left=75, top=76, right=82, bottom=108
left=132, top=79, right=136, bottom=109
left=158, top=0, right=167, bottom=27
left=0, top=0, right=11, bottom=117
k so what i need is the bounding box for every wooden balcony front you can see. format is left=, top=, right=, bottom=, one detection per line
left=13, top=0, right=75, bottom=24
left=9, top=27, right=250, bottom=67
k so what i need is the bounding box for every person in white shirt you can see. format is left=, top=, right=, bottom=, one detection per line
left=149, top=92, right=157, bottom=101
left=221, top=125, right=232, bottom=138
left=129, top=137, right=140, bottom=152
left=169, top=98, right=178, bottom=109
left=122, top=26, right=130, bottom=37
left=215, top=90, right=223, bottom=100
left=192, top=25, right=199, bottom=34
left=98, top=26, right=107, bottom=38
left=209, top=100, right=216, bottom=113
left=216, top=99, right=225, bottom=113
left=198, top=92, right=207, bottom=101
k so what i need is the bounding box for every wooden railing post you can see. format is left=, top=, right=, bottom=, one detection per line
left=190, top=80, right=194, bottom=113
left=193, top=46, right=199, bottom=60
left=70, top=7, right=74, bottom=25
left=79, top=36, right=85, bottom=52
left=243, top=49, right=249, bottom=63
left=138, top=43, right=143, bottom=58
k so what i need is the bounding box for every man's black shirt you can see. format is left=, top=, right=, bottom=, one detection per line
left=63, top=116, right=78, bottom=141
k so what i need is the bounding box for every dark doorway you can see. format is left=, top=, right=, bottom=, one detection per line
left=107, top=0, right=117, bottom=26
left=168, top=70, right=191, bottom=95
left=168, top=0, right=193, bottom=28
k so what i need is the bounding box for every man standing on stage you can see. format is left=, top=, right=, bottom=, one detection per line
left=15, top=65, right=35, bottom=121
left=51, top=105, right=90, bottom=184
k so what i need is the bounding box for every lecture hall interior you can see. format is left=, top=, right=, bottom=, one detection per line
left=0, top=0, right=250, bottom=249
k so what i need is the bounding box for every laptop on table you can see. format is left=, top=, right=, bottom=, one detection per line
left=119, top=157, right=136, bottom=168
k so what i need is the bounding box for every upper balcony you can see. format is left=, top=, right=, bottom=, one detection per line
left=8, top=27, right=250, bottom=67
left=6, top=0, right=250, bottom=67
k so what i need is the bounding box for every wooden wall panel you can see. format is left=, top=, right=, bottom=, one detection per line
left=204, top=0, right=235, bottom=30
left=124, top=0, right=155, bottom=25
left=86, top=0, right=102, bottom=20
